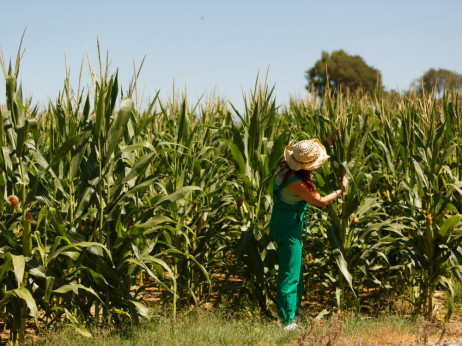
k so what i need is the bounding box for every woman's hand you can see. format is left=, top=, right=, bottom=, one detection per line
left=340, top=174, right=348, bottom=192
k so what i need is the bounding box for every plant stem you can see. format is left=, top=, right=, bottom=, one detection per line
left=18, top=156, right=30, bottom=343
left=98, top=137, right=104, bottom=242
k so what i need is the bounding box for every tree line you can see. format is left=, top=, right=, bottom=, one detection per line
left=306, top=49, right=462, bottom=96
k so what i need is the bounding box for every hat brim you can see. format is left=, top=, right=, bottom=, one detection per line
left=283, top=143, right=330, bottom=171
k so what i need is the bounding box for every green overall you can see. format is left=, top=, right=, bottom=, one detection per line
left=270, top=175, right=308, bottom=324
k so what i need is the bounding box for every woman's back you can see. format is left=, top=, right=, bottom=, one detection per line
left=274, top=169, right=304, bottom=205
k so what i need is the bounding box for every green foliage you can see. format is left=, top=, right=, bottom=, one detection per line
left=0, top=44, right=234, bottom=342
left=1, top=42, right=462, bottom=344
left=306, top=49, right=382, bottom=96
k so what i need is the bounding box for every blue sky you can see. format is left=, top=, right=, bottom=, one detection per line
left=1, top=1, right=461, bottom=111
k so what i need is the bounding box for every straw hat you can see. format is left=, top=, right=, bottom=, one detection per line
left=284, top=139, right=330, bottom=171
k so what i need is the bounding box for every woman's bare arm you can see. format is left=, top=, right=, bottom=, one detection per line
left=286, top=175, right=348, bottom=208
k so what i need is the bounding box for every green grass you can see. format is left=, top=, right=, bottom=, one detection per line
left=31, top=311, right=297, bottom=346
left=27, top=310, right=451, bottom=346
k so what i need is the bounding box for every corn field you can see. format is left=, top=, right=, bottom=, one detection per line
left=1, top=43, right=462, bottom=343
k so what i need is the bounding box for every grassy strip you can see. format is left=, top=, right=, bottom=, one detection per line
left=28, top=310, right=462, bottom=346
left=31, top=311, right=294, bottom=346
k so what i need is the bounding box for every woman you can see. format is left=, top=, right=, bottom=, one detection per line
left=270, top=138, right=348, bottom=330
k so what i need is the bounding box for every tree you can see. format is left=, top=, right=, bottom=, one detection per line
left=416, top=68, right=462, bottom=95
left=306, top=50, right=382, bottom=96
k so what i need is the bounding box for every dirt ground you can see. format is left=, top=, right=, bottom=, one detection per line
left=337, top=322, right=462, bottom=346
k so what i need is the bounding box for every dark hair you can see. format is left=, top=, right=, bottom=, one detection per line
left=277, top=161, right=315, bottom=192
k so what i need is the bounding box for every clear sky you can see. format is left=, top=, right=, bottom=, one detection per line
left=1, top=0, right=461, bottom=112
